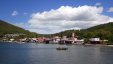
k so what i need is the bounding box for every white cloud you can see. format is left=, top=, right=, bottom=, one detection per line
left=28, top=5, right=113, bottom=34
left=95, top=3, right=101, bottom=6
left=12, top=11, right=18, bottom=16
left=108, top=7, right=113, bottom=12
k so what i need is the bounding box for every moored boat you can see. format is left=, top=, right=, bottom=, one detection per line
left=56, top=47, right=68, bottom=50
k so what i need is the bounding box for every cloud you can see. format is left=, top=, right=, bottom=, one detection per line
left=108, top=7, right=113, bottom=12
left=95, top=3, right=101, bottom=6
left=12, top=11, right=18, bottom=16
left=28, top=5, right=113, bottom=34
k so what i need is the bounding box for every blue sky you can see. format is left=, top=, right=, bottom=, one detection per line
left=0, top=0, right=113, bottom=34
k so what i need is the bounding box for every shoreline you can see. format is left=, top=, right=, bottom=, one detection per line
left=1, top=41, right=113, bottom=47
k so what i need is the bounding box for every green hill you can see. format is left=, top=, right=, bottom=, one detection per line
left=0, top=20, right=29, bottom=34
left=54, top=22, right=113, bottom=43
left=0, top=20, right=39, bottom=38
left=86, top=22, right=113, bottom=33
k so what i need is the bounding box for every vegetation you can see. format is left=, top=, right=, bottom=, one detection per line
left=53, top=22, right=113, bottom=43
left=0, top=20, right=41, bottom=39
left=0, top=19, right=113, bottom=43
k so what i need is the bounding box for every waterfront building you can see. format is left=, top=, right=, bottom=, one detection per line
left=90, top=38, right=100, bottom=44
left=37, top=37, right=45, bottom=43
left=59, top=33, right=83, bottom=44
left=59, top=36, right=68, bottom=44
left=89, top=37, right=108, bottom=44
left=9, top=38, right=15, bottom=42
left=51, top=36, right=60, bottom=44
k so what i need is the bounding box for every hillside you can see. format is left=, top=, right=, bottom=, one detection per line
left=0, top=20, right=39, bottom=38
left=53, top=22, right=113, bottom=43
left=0, top=20, right=29, bottom=34
left=86, top=22, right=113, bottom=33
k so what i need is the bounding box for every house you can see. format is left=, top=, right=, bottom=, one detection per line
left=50, top=36, right=60, bottom=44
left=59, top=33, right=80, bottom=44
left=90, top=38, right=100, bottom=44
left=37, top=37, right=45, bottom=43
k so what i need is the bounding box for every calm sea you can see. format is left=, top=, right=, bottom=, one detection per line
left=0, top=42, right=113, bottom=64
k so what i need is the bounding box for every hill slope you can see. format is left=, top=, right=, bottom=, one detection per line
left=0, top=20, right=30, bottom=34
left=0, top=20, right=39, bottom=38
left=86, top=22, right=113, bottom=33
left=54, top=22, right=113, bottom=43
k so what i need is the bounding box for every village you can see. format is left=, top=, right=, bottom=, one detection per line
left=1, top=33, right=108, bottom=45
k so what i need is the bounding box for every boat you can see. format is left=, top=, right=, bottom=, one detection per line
left=56, top=47, right=68, bottom=50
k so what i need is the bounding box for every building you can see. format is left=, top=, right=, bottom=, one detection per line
left=50, top=36, right=60, bottom=44
left=60, top=33, right=80, bottom=44
left=90, top=38, right=100, bottom=44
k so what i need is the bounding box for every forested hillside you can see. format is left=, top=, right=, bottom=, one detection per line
left=53, top=22, right=113, bottom=43
left=0, top=20, right=40, bottom=38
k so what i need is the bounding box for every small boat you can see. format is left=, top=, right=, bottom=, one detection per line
left=56, top=47, right=68, bottom=50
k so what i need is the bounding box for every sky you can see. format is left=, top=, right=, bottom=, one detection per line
left=0, top=0, right=113, bottom=34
